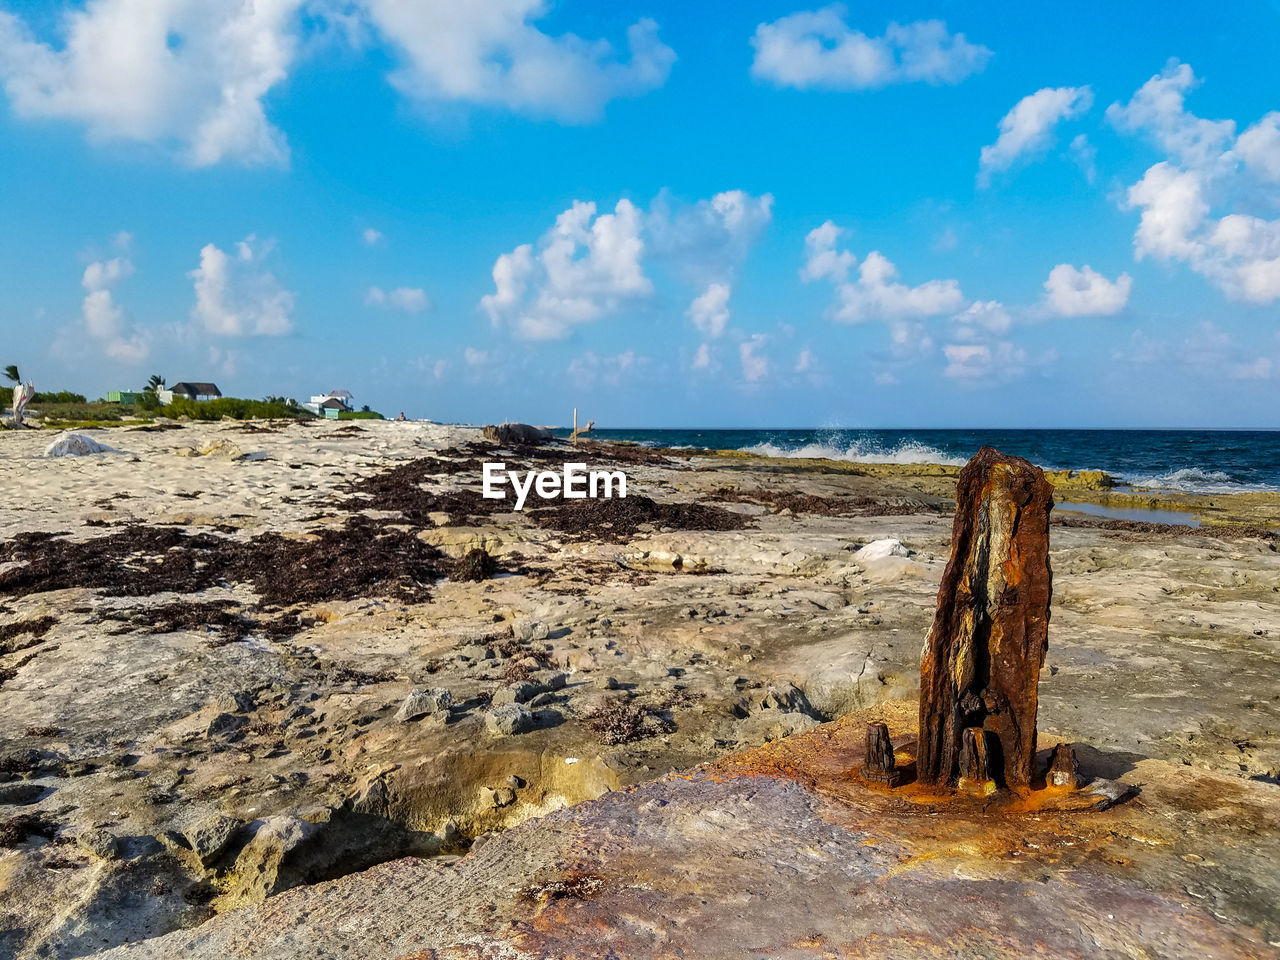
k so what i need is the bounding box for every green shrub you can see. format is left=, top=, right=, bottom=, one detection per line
left=337, top=410, right=384, bottom=420
left=161, top=396, right=316, bottom=421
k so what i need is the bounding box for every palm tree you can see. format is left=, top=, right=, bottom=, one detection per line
left=146, top=374, right=165, bottom=392
left=3, top=365, right=20, bottom=385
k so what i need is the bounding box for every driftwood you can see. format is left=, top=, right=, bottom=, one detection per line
left=483, top=422, right=553, bottom=445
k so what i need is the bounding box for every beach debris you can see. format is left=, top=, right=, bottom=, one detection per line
left=861, top=722, right=901, bottom=786
left=450, top=548, right=497, bottom=582
left=918, top=446, right=1054, bottom=791
left=856, top=538, right=911, bottom=561
left=9, top=380, right=35, bottom=427
left=44, top=432, right=123, bottom=457
left=1049, top=742, right=1080, bottom=789
left=174, top=438, right=245, bottom=460
left=483, top=422, right=553, bottom=445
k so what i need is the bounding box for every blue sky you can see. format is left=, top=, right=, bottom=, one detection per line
left=1, top=0, right=1278, bottom=427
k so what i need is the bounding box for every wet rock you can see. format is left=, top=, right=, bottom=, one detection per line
left=918, top=447, right=1053, bottom=790
left=485, top=704, right=533, bottom=736
left=395, top=688, right=453, bottom=722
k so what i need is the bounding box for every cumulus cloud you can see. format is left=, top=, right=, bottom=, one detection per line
left=480, top=199, right=650, bottom=340
left=362, top=228, right=384, bottom=246
left=978, top=85, right=1093, bottom=185
left=1042, top=264, right=1132, bottom=316
left=367, top=285, right=429, bottom=313
left=648, top=189, right=774, bottom=285
left=361, top=0, right=675, bottom=122
left=692, top=343, right=712, bottom=370
left=739, top=334, right=768, bottom=383
left=750, top=6, right=990, bottom=90
left=687, top=282, right=730, bottom=339
left=1116, top=322, right=1276, bottom=382
left=78, top=243, right=149, bottom=363
left=943, top=341, right=1027, bottom=381
left=950, top=300, right=1011, bottom=338
left=1109, top=60, right=1280, bottom=303
left=190, top=237, right=294, bottom=337
left=0, top=0, right=301, bottom=166
left=802, top=221, right=963, bottom=323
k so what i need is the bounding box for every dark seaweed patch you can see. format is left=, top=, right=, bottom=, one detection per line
left=528, top=495, right=751, bottom=543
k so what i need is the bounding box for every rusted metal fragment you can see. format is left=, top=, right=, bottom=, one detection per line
left=1049, top=741, right=1080, bottom=789
left=918, top=446, right=1054, bottom=791
left=861, top=721, right=901, bottom=786
left=958, top=727, right=997, bottom=797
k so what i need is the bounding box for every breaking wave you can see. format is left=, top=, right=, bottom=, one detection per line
left=1125, top=467, right=1276, bottom=494
left=741, top=439, right=968, bottom=467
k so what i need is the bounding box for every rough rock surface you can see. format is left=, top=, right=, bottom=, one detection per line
left=918, top=447, right=1054, bottom=789
left=88, top=712, right=1280, bottom=960
left=2, top=422, right=1279, bottom=958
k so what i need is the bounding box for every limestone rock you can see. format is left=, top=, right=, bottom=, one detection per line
left=184, top=813, right=242, bottom=867
left=395, top=688, right=453, bottom=722
left=856, top=538, right=911, bottom=561
left=485, top=704, right=533, bottom=736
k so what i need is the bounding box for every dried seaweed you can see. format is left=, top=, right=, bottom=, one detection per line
left=528, top=495, right=752, bottom=543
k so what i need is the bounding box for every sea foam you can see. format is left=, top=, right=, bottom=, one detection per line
left=741, top=439, right=967, bottom=467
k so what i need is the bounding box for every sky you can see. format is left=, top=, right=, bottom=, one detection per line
left=0, top=0, right=1278, bottom=428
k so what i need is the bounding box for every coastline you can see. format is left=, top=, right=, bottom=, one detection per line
left=1, top=420, right=1278, bottom=957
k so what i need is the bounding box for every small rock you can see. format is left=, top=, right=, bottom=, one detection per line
left=185, top=814, right=242, bottom=866
left=528, top=692, right=555, bottom=708
left=485, top=704, right=534, bottom=736
left=460, top=645, right=492, bottom=662
left=207, top=713, right=248, bottom=737
left=857, top=538, right=911, bottom=561
left=513, top=619, right=549, bottom=642
left=481, top=786, right=516, bottom=808
left=78, top=828, right=120, bottom=860
left=542, top=671, right=568, bottom=692
left=594, top=676, right=619, bottom=690
left=215, top=691, right=256, bottom=714
left=493, top=682, right=538, bottom=706
left=395, top=688, right=453, bottom=722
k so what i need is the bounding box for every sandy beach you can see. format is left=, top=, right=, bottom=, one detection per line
left=0, top=419, right=1277, bottom=957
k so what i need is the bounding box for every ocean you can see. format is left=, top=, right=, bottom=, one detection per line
left=553, top=428, right=1280, bottom=495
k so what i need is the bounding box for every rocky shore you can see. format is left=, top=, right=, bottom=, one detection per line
left=1, top=420, right=1277, bottom=958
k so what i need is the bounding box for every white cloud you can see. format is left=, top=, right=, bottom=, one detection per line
left=692, top=343, right=712, bottom=370
left=943, top=341, right=1027, bottom=381
left=794, top=348, right=812, bottom=373
left=1070, top=133, right=1098, bottom=184
left=688, top=282, right=730, bottom=339
left=0, top=0, right=300, bottom=166
left=464, top=347, right=489, bottom=365
left=190, top=236, right=294, bottom=337
left=361, top=1, right=675, bottom=122
left=362, top=228, right=384, bottom=246
left=1235, top=112, right=1280, bottom=183
left=802, top=221, right=963, bottom=323
left=1043, top=264, right=1132, bottom=317
left=480, top=199, right=650, bottom=340
left=978, top=85, right=1093, bottom=185
left=750, top=7, right=990, bottom=90
left=366, top=285, right=429, bottom=313
left=79, top=247, right=149, bottom=363
left=739, top=334, right=768, bottom=383
left=950, top=300, right=1011, bottom=338
left=648, top=190, right=774, bottom=283
left=1110, top=60, right=1280, bottom=304
left=1106, top=60, right=1234, bottom=172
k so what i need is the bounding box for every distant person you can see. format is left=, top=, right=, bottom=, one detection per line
left=395, top=411, right=406, bottom=421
